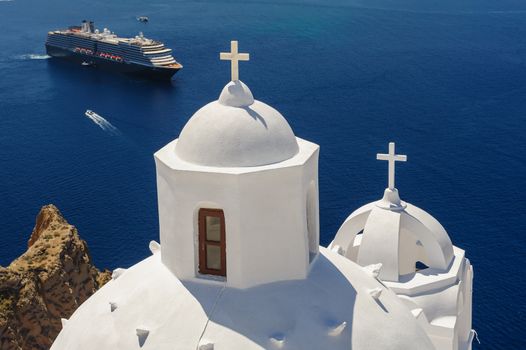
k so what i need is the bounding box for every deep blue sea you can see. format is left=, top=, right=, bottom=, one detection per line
left=1, top=0, right=525, bottom=348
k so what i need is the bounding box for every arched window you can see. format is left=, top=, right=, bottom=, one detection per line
left=198, top=209, right=226, bottom=277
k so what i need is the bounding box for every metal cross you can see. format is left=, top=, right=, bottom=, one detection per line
left=377, top=142, right=407, bottom=190
left=220, top=41, right=250, bottom=82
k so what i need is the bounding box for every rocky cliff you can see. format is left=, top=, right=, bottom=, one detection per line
left=0, top=205, right=111, bottom=350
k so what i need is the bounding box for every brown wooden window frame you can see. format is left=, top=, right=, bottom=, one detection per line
left=198, top=208, right=226, bottom=277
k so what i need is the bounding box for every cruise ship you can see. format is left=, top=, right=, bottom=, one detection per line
left=46, top=21, right=182, bottom=80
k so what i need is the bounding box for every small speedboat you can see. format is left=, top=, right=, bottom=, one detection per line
left=137, top=16, right=149, bottom=23
left=81, top=61, right=94, bottom=66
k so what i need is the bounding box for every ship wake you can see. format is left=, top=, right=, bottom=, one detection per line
left=84, top=110, right=121, bottom=136
left=16, top=54, right=51, bottom=60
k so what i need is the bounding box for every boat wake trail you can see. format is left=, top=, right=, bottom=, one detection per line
left=84, top=110, right=121, bottom=136
left=15, top=54, right=51, bottom=60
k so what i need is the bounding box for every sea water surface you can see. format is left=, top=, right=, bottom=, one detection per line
left=1, top=0, right=525, bottom=348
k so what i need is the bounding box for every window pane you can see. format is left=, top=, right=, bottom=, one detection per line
left=206, top=245, right=221, bottom=270
left=206, top=216, right=221, bottom=242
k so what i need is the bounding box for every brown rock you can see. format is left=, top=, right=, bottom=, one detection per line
left=0, top=205, right=111, bottom=350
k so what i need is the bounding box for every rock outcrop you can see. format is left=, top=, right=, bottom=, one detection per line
left=0, top=205, right=111, bottom=350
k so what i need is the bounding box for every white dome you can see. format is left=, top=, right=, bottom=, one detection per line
left=51, top=249, right=435, bottom=350
left=175, top=81, right=299, bottom=167
left=331, top=188, right=454, bottom=282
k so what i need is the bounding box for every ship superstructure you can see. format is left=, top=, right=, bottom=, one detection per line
left=46, top=20, right=182, bottom=80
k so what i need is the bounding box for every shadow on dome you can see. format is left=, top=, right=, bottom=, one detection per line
left=242, top=105, right=268, bottom=128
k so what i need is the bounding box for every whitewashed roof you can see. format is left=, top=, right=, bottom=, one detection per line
left=175, top=81, right=299, bottom=168
left=331, top=188, right=454, bottom=282
left=51, top=247, right=435, bottom=350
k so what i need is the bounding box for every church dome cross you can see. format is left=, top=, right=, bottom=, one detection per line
left=376, top=142, right=407, bottom=190
left=220, top=40, right=250, bottom=82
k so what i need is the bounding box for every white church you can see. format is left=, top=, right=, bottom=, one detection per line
left=51, top=41, right=475, bottom=350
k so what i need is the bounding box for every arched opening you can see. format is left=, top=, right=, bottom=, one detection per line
left=415, top=261, right=429, bottom=271
left=306, top=181, right=319, bottom=263
left=198, top=208, right=226, bottom=277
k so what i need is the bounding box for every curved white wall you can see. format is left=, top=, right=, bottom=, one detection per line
left=155, top=138, right=319, bottom=289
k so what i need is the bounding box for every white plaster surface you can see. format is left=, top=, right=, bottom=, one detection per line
left=330, top=187, right=473, bottom=350
left=218, top=80, right=254, bottom=107
left=51, top=248, right=435, bottom=350
left=175, top=81, right=299, bottom=168
left=156, top=80, right=318, bottom=288
left=331, top=188, right=454, bottom=281
left=50, top=60, right=474, bottom=350
left=155, top=137, right=319, bottom=289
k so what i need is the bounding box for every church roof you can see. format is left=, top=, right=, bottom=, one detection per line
left=175, top=80, right=299, bottom=168
left=51, top=247, right=435, bottom=350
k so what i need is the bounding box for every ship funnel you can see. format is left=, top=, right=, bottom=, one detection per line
left=81, top=20, right=90, bottom=33
left=89, top=21, right=95, bottom=33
